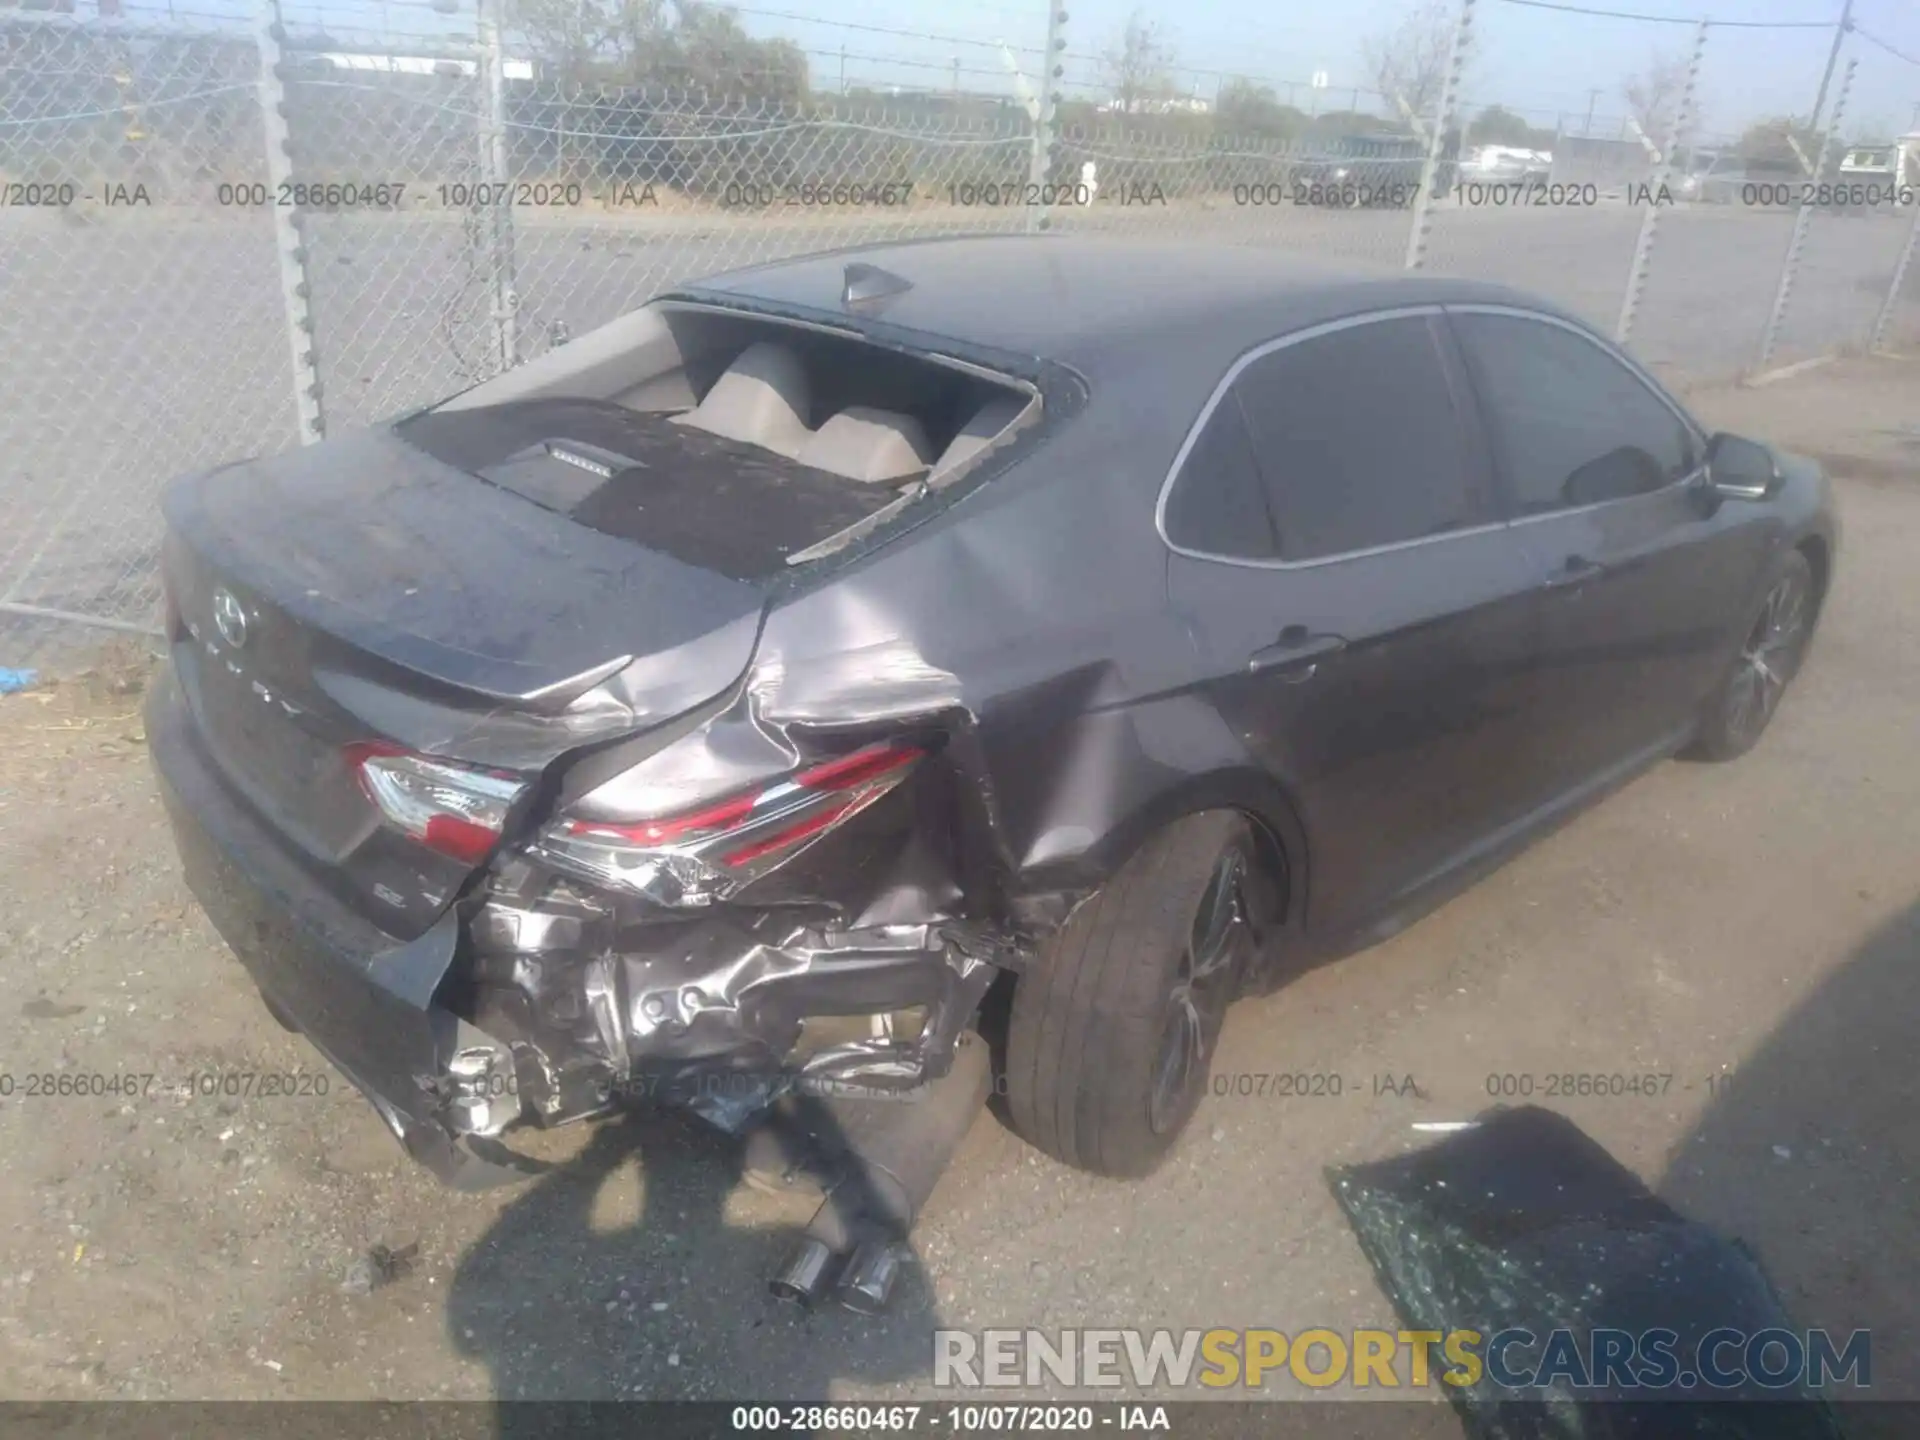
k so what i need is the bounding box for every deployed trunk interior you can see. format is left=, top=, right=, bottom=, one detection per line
left=402, top=302, right=1037, bottom=578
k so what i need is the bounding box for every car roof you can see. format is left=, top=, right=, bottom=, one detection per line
left=681, top=235, right=1560, bottom=378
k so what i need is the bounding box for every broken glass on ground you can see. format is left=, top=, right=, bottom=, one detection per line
left=1330, top=1105, right=1851, bottom=1439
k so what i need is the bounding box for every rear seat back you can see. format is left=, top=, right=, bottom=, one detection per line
left=675, top=340, right=1016, bottom=486
left=797, top=406, right=932, bottom=483
left=673, top=341, right=812, bottom=456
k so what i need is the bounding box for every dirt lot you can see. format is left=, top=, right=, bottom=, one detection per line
left=0, top=354, right=1916, bottom=1412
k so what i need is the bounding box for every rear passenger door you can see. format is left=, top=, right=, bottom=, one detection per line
left=1163, top=309, right=1549, bottom=943
left=1445, top=307, right=1769, bottom=794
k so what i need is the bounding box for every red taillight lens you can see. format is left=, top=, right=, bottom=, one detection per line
left=714, top=741, right=922, bottom=868
left=346, top=741, right=529, bottom=864
left=559, top=790, right=759, bottom=848
left=792, top=743, right=921, bottom=791
left=538, top=739, right=924, bottom=904
left=719, top=794, right=860, bottom=867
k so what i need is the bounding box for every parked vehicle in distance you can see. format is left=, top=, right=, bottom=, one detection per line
left=1291, top=133, right=1445, bottom=205
left=149, top=238, right=1838, bottom=1223
left=1676, top=153, right=1802, bottom=206
left=1835, top=143, right=1918, bottom=205
left=1459, top=143, right=1553, bottom=186
left=1677, top=151, right=1745, bottom=204
left=1839, top=145, right=1897, bottom=178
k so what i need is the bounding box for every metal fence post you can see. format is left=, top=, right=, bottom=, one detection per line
left=1025, top=0, right=1067, bottom=234
left=1404, top=0, right=1473, bottom=271
left=476, top=0, right=518, bottom=372
left=1868, top=195, right=1920, bottom=353
left=1804, top=0, right=1853, bottom=157
left=1755, top=58, right=1855, bottom=373
left=1615, top=19, right=1706, bottom=346
left=255, top=0, right=324, bottom=442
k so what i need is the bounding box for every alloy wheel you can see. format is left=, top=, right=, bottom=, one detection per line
left=1725, top=568, right=1811, bottom=746
left=1148, top=848, right=1251, bottom=1134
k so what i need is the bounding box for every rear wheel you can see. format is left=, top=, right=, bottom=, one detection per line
left=1689, top=549, right=1815, bottom=761
left=1004, top=812, right=1260, bottom=1177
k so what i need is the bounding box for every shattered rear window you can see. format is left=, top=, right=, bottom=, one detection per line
left=396, top=398, right=892, bottom=581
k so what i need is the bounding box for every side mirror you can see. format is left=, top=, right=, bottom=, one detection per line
left=1704, top=432, right=1779, bottom=501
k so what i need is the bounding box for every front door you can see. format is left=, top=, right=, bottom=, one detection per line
left=1446, top=306, right=1771, bottom=791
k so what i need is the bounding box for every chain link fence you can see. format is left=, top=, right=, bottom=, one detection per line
left=3, top=0, right=1918, bottom=665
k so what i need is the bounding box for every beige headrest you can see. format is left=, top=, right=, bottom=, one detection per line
left=673, top=341, right=812, bottom=456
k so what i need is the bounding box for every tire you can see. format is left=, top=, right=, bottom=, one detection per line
left=1004, top=811, right=1260, bottom=1177
left=1687, top=548, right=1816, bottom=762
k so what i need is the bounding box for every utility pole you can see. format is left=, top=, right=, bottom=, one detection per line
left=952, top=55, right=960, bottom=97
left=1806, top=0, right=1854, bottom=154
left=839, top=44, right=846, bottom=95
left=1583, top=87, right=1599, bottom=136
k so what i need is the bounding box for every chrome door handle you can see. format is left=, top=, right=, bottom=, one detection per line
left=1248, top=630, right=1347, bottom=678
left=1542, top=555, right=1607, bottom=590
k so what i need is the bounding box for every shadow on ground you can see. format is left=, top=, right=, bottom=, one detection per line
left=1661, top=897, right=1920, bottom=1427
left=445, top=1104, right=939, bottom=1417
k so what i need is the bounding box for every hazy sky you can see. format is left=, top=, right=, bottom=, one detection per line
left=719, top=0, right=1920, bottom=142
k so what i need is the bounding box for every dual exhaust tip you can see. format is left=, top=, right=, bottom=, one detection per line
left=769, top=1235, right=902, bottom=1314
left=762, top=1030, right=993, bottom=1315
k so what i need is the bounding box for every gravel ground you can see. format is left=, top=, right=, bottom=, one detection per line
left=0, top=355, right=1915, bottom=1418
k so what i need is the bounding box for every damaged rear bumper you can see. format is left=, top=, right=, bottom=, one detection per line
left=147, top=671, right=994, bottom=1188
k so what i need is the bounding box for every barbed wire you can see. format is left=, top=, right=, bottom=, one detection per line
left=1852, top=23, right=1920, bottom=70
left=1494, top=0, right=1836, bottom=27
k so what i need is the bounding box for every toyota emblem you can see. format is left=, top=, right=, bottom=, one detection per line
left=212, top=587, right=250, bottom=649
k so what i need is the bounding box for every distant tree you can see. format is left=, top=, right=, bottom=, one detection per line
left=1621, top=51, right=1690, bottom=148
left=1737, top=116, right=1826, bottom=168
left=509, top=0, right=615, bottom=80
left=1361, top=1, right=1454, bottom=130
left=507, top=0, right=807, bottom=99
left=1466, top=104, right=1553, bottom=149
left=662, top=4, right=806, bottom=97
left=1102, top=10, right=1179, bottom=115
left=1214, top=78, right=1308, bottom=140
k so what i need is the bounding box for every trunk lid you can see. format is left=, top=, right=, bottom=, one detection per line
left=161, top=424, right=768, bottom=937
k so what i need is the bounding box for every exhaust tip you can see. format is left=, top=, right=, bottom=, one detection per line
left=768, top=1236, right=839, bottom=1306
left=835, top=1240, right=902, bottom=1315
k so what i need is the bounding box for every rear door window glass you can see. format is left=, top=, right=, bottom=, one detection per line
left=1230, top=315, right=1489, bottom=561
left=1162, top=394, right=1280, bottom=561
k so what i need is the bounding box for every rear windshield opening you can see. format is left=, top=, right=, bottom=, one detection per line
left=397, top=304, right=1035, bottom=581
left=665, top=306, right=1024, bottom=462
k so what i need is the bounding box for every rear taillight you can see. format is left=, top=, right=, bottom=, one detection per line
left=345, top=742, right=530, bottom=864
left=533, top=739, right=923, bottom=906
